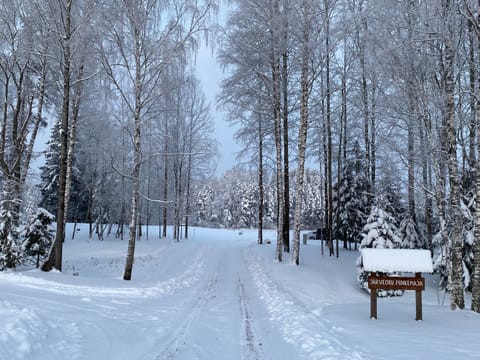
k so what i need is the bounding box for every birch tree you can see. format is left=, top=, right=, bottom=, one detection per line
left=99, top=0, right=214, bottom=280
left=291, top=0, right=325, bottom=265
left=461, top=0, right=480, bottom=312
left=442, top=0, right=464, bottom=310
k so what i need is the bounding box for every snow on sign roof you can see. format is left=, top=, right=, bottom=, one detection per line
left=361, top=248, right=433, bottom=273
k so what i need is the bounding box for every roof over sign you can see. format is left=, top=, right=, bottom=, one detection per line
left=361, top=248, right=433, bottom=273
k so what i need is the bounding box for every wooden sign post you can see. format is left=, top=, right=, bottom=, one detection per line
left=361, top=248, right=433, bottom=321
left=368, top=272, right=425, bottom=320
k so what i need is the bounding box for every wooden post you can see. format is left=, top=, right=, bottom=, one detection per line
left=370, top=288, right=377, bottom=319
left=415, top=272, right=422, bottom=321
left=303, top=233, right=307, bottom=245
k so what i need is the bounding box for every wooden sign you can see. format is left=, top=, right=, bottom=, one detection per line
left=368, top=274, right=425, bottom=291
left=368, top=272, right=425, bottom=321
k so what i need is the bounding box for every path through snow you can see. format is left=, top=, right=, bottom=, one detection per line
left=1, top=226, right=479, bottom=359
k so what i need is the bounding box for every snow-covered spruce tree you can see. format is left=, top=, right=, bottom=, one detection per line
left=22, top=208, right=55, bottom=268
left=357, top=204, right=403, bottom=297
left=396, top=215, right=423, bottom=249
left=38, top=121, right=61, bottom=217
left=39, top=121, right=89, bottom=224
left=377, top=174, right=405, bottom=221
left=334, top=141, right=369, bottom=249
left=0, top=197, right=21, bottom=270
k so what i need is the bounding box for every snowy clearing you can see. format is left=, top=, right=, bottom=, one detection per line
left=0, top=225, right=479, bottom=360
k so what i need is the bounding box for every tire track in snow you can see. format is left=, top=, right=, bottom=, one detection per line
left=238, top=275, right=264, bottom=360
left=246, top=252, right=366, bottom=360
left=154, top=270, right=218, bottom=360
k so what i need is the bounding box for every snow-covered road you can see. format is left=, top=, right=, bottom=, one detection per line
left=1, top=226, right=479, bottom=359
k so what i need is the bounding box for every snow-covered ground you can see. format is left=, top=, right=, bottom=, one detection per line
left=1, top=225, right=479, bottom=360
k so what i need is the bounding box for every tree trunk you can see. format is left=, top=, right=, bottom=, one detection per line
left=64, top=65, right=83, bottom=223
left=472, top=161, right=480, bottom=312
left=419, top=120, right=433, bottom=249
left=42, top=0, right=72, bottom=272
left=339, top=32, right=348, bottom=249
left=471, top=3, right=480, bottom=313
left=123, top=27, right=143, bottom=281
left=258, top=112, right=264, bottom=245
left=360, top=48, right=371, bottom=201
left=281, top=5, right=290, bottom=253
left=271, top=0, right=284, bottom=262
left=325, top=3, right=334, bottom=257
left=162, top=112, right=169, bottom=238
left=444, top=9, right=464, bottom=309
left=468, top=19, right=476, bottom=171
left=292, top=20, right=309, bottom=265
left=407, top=98, right=416, bottom=221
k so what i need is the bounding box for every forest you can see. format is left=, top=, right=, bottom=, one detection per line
left=1, top=0, right=480, bottom=313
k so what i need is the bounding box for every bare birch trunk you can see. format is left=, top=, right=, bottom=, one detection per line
left=162, top=113, right=169, bottom=238
left=472, top=161, right=480, bottom=311
left=258, top=112, right=264, bottom=245
left=360, top=51, right=370, bottom=199
left=123, top=27, right=143, bottom=281
left=292, top=24, right=309, bottom=265
left=407, top=101, right=416, bottom=221
left=325, top=4, right=334, bottom=257
left=43, top=0, right=72, bottom=272
left=471, top=4, right=480, bottom=312
left=281, top=1, right=290, bottom=253
left=271, top=0, right=284, bottom=262
left=444, top=12, right=464, bottom=309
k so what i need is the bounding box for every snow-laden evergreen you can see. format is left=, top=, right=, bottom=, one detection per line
left=0, top=191, right=22, bottom=270
left=396, top=215, right=422, bottom=249
left=357, top=205, right=403, bottom=297
left=21, top=208, right=55, bottom=268
left=38, top=122, right=61, bottom=217
left=0, top=207, right=20, bottom=270
left=334, top=142, right=369, bottom=248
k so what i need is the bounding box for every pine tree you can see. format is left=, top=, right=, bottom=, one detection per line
left=22, top=208, right=55, bottom=268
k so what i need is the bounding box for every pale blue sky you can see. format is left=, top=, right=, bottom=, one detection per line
left=196, top=40, right=240, bottom=176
